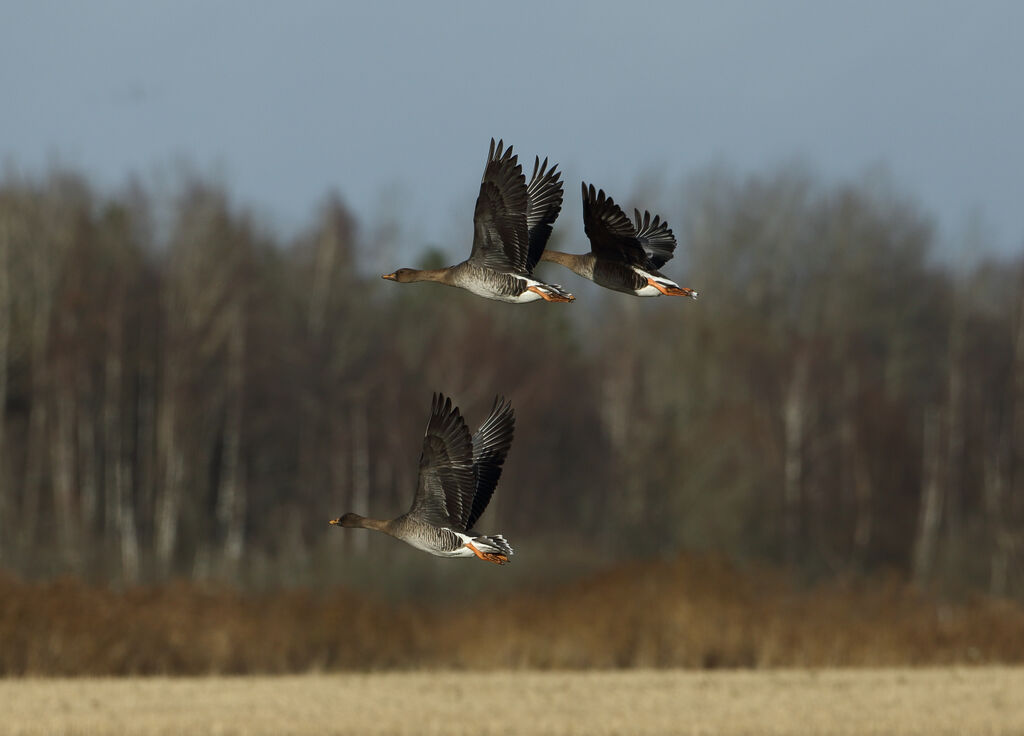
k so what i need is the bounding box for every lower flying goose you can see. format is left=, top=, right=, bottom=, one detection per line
left=329, top=393, right=516, bottom=564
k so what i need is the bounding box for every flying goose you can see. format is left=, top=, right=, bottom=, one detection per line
left=329, top=393, right=516, bottom=564
left=382, top=139, right=574, bottom=303
left=541, top=182, right=699, bottom=298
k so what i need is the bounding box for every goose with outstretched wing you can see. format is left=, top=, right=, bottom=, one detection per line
left=382, top=139, right=573, bottom=303
left=330, top=393, right=516, bottom=564
left=541, top=182, right=698, bottom=299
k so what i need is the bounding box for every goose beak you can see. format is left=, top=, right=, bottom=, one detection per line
left=328, top=518, right=341, bottom=526
left=381, top=273, right=397, bottom=281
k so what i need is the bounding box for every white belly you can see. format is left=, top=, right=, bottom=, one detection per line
left=404, top=529, right=476, bottom=558
left=632, top=267, right=682, bottom=297
left=635, top=283, right=662, bottom=297
left=505, top=285, right=545, bottom=303
left=463, top=278, right=543, bottom=303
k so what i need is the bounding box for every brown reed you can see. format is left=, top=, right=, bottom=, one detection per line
left=2, top=555, right=1022, bottom=675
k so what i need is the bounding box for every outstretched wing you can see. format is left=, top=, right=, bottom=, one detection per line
left=408, top=393, right=476, bottom=529
left=633, top=208, right=676, bottom=269
left=468, top=139, right=530, bottom=273
left=465, top=395, right=515, bottom=532
left=524, top=156, right=563, bottom=273
left=580, top=182, right=647, bottom=267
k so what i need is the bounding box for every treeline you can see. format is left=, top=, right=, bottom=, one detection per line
left=0, top=166, right=1020, bottom=596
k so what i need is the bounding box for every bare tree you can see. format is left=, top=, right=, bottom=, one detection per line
left=215, top=297, right=247, bottom=574
left=913, top=406, right=944, bottom=585
left=0, top=207, right=11, bottom=562
left=782, top=351, right=809, bottom=565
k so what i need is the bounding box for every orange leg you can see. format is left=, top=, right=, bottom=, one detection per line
left=647, top=278, right=698, bottom=298
left=527, top=285, right=574, bottom=303
left=465, top=541, right=509, bottom=565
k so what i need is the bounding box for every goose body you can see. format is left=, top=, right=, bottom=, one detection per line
left=329, top=393, right=516, bottom=564
left=541, top=183, right=698, bottom=299
left=382, top=139, right=574, bottom=304
left=449, top=262, right=566, bottom=304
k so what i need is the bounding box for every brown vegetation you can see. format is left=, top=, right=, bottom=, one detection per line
left=3, top=555, right=1024, bottom=676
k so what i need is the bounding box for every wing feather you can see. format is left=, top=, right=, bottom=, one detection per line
left=408, top=393, right=476, bottom=529
left=524, top=156, right=563, bottom=273
left=632, top=207, right=677, bottom=269
left=581, top=182, right=647, bottom=267
left=465, top=396, right=515, bottom=531
left=468, top=139, right=530, bottom=273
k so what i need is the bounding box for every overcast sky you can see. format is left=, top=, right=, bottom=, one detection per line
left=2, top=1, right=1022, bottom=262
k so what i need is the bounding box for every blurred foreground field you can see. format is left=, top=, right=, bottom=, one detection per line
left=4, top=556, right=1024, bottom=675
left=2, top=669, right=1022, bottom=735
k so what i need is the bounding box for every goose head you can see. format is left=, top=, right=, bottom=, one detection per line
left=381, top=268, right=419, bottom=283
left=329, top=513, right=365, bottom=528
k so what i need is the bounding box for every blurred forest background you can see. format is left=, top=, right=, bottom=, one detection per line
left=0, top=162, right=1021, bottom=602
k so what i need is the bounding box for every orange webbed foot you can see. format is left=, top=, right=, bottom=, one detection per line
left=647, top=278, right=698, bottom=299
left=527, top=285, right=574, bottom=303
left=465, top=542, right=509, bottom=565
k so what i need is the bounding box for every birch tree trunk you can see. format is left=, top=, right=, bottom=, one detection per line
left=912, top=406, right=943, bottom=585
left=103, top=303, right=140, bottom=582
left=21, top=397, right=47, bottom=562
left=77, top=404, right=99, bottom=545
left=102, top=321, right=122, bottom=543
left=999, top=275, right=1024, bottom=597
left=51, top=382, right=77, bottom=568
left=601, top=308, right=642, bottom=536
left=841, top=364, right=872, bottom=560
left=118, top=450, right=140, bottom=582
left=0, top=218, right=10, bottom=562
left=944, top=294, right=966, bottom=548
left=301, top=203, right=347, bottom=562
left=782, top=353, right=809, bottom=565
left=20, top=215, right=55, bottom=565
left=350, top=398, right=370, bottom=554
left=154, top=366, right=184, bottom=578
left=1012, top=281, right=1024, bottom=560
left=329, top=419, right=349, bottom=532
left=216, top=303, right=246, bottom=576
left=983, top=419, right=1009, bottom=597
left=134, top=335, right=157, bottom=552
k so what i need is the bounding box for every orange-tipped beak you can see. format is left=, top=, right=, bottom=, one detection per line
left=381, top=273, right=397, bottom=281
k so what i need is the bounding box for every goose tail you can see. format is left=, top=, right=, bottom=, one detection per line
left=466, top=534, right=514, bottom=564
left=545, top=283, right=575, bottom=302
left=527, top=282, right=575, bottom=303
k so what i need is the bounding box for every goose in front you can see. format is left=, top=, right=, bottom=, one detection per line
left=329, top=393, right=516, bottom=564
left=381, top=139, right=574, bottom=303
left=541, top=183, right=699, bottom=299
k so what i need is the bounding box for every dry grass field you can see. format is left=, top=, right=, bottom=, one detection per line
left=1, top=668, right=1022, bottom=735
left=5, top=557, right=1024, bottom=675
